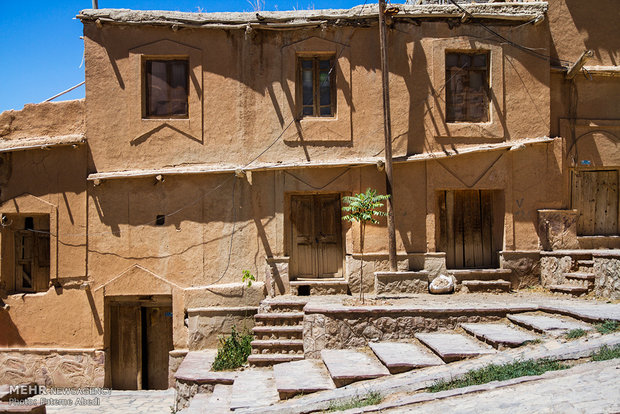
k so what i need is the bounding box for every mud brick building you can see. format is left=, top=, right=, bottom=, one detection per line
left=0, top=0, right=618, bottom=390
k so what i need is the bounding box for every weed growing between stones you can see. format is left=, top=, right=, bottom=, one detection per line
left=211, top=326, right=253, bottom=371
left=566, top=328, right=587, bottom=339
left=595, top=320, right=619, bottom=335
left=591, top=344, right=620, bottom=361
left=327, top=391, right=382, bottom=411
left=428, top=359, right=569, bottom=392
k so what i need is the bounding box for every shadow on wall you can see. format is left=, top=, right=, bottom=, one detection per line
left=0, top=309, right=26, bottom=347
left=565, top=0, right=619, bottom=65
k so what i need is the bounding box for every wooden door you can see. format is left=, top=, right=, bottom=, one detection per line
left=144, top=306, right=173, bottom=390
left=572, top=170, right=619, bottom=236
left=110, top=301, right=173, bottom=390
left=438, top=190, right=496, bottom=269
left=290, top=194, right=343, bottom=278
left=110, top=303, right=141, bottom=390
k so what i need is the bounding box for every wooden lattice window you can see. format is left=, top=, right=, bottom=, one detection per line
left=445, top=52, right=489, bottom=123
left=144, top=59, right=189, bottom=118
left=298, top=56, right=336, bottom=118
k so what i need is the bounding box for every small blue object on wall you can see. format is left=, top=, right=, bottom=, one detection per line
left=580, top=160, right=592, bottom=166
left=165, top=312, right=173, bottom=317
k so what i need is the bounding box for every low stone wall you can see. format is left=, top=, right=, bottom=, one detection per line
left=374, top=271, right=429, bottom=295
left=0, top=348, right=105, bottom=387
left=302, top=305, right=532, bottom=358
left=500, top=251, right=541, bottom=288
left=540, top=254, right=575, bottom=287
left=593, top=253, right=620, bottom=300
left=175, top=379, right=214, bottom=411
left=187, top=306, right=257, bottom=350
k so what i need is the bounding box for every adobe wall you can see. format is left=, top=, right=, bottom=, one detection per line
left=83, top=20, right=550, bottom=173
left=0, top=100, right=84, bottom=140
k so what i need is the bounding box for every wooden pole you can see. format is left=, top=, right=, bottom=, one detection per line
left=378, top=0, right=397, bottom=272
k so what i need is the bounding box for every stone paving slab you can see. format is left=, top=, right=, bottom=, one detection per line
left=235, top=332, right=620, bottom=414
left=230, top=369, right=279, bottom=410
left=540, top=302, right=620, bottom=322
left=507, top=313, right=592, bottom=336
left=273, top=359, right=336, bottom=399
left=373, top=359, right=620, bottom=414
left=45, top=389, right=176, bottom=414
left=207, top=384, right=232, bottom=413
left=369, top=342, right=445, bottom=373
left=174, top=350, right=237, bottom=384
left=415, top=333, right=495, bottom=362
left=460, top=323, right=539, bottom=348
left=321, top=349, right=390, bottom=386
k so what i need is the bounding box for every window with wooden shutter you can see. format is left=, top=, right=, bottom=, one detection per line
left=298, top=56, right=336, bottom=118
left=445, top=51, right=489, bottom=123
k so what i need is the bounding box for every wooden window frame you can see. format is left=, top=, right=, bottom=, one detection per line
left=10, top=215, right=50, bottom=294
left=143, top=58, right=190, bottom=119
left=297, top=55, right=337, bottom=118
left=445, top=51, right=490, bottom=123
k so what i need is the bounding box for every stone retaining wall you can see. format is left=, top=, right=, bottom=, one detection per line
left=0, top=348, right=105, bottom=387
left=303, top=310, right=508, bottom=358
left=593, top=255, right=620, bottom=300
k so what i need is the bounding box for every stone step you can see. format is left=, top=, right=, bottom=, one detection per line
left=290, top=279, right=349, bottom=295
left=266, top=300, right=308, bottom=312
left=368, top=341, right=445, bottom=374
left=415, top=332, right=496, bottom=362
left=180, top=387, right=232, bottom=414
left=460, top=323, right=540, bottom=349
left=174, top=350, right=236, bottom=385
left=507, top=313, right=593, bottom=336
left=251, top=339, right=304, bottom=351
left=451, top=269, right=512, bottom=282
left=564, top=272, right=595, bottom=282
left=549, top=284, right=589, bottom=296
left=321, top=349, right=390, bottom=387
left=273, top=359, right=336, bottom=399
left=252, top=325, right=303, bottom=340
left=229, top=370, right=280, bottom=410
left=375, top=271, right=430, bottom=295
left=577, top=259, right=595, bottom=267
left=254, top=312, right=304, bottom=326
left=461, top=279, right=511, bottom=293
left=247, top=353, right=304, bottom=366
left=0, top=402, right=46, bottom=413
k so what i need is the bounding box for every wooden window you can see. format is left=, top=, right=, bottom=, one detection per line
left=144, top=59, right=189, bottom=118
left=445, top=52, right=489, bottom=123
left=12, top=216, right=50, bottom=293
left=298, top=56, right=336, bottom=118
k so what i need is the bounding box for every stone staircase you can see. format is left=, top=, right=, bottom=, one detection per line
left=452, top=269, right=513, bottom=293
left=247, top=299, right=307, bottom=366
left=549, top=256, right=596, bottom=296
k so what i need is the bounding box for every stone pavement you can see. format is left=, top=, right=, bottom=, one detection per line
left=43, top=389, right=175, bottom=414
left=358, top=359, right=620, bottom=413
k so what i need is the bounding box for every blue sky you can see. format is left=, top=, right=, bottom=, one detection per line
left=0, top=0, right=362, bottom=113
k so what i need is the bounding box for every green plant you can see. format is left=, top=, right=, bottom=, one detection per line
left=211, top=326, right=253, bottom=371
left=591, top=344, right=620, bottom=361
left=327, top=391, right=382, bottom=411
left=428, top=359, right=569, bottom=392
left=242, top=270, right=256, bottom=287
left=566, top=328, right=587, bottom=339
left=342, top=188, right=390, bottom=303
left=595, top=320, right=619, bottom=335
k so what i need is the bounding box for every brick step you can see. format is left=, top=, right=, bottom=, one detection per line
left=247, top=353, right=304, bottom=366
left=251, top=339, right=304, bottom=350
left=252, top=325, right=303, bottom=340
left=461, top=279, right=511, bottom=293
left=290, top=279, right=349, bottom=296
left=254, top=312, right=304, bottom=326
left=548, top=284, right=589, bottom=296
left=451, top=269, right=512, bottom=282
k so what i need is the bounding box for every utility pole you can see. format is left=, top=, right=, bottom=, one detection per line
left=378, top=0, right=397, bottom=271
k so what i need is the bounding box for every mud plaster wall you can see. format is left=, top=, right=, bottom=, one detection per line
left=303, top=311, right=503, bottom=358
left=0, top=349, right=105, bottom=387
left=0, top=100, right=84, bottom=140
left=83, top=21, right=549, bottom=173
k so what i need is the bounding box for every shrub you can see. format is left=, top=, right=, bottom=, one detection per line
left=591, top=344, right=620, bottom=361
left=566, top=328, right=587, bottom=339
left=595, top=320, right=619, bottom=335
left=211, top=326, right=253, bottom=371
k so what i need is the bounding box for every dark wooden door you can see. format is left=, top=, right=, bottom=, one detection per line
left=144, top=306, right=173, bottom=390
left=572, top=170, right=619, bottom=236
left=110, top=303, right=141, bottom=390
left=110, top=301, right=173, bottom=390
left=438, top=190, right=496, bottom=269
left=290, top=194, right=343, bottom=278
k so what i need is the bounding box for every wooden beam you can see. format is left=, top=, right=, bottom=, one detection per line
left=566, top=50, right=594, bottom=80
